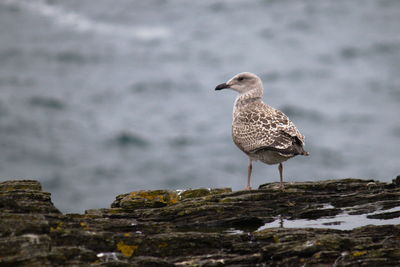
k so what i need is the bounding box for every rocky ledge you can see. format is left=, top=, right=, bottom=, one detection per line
left=1, top=177, right=400, bottom=266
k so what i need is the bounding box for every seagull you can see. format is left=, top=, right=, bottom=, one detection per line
left=215, top=72, right=309, bottom=190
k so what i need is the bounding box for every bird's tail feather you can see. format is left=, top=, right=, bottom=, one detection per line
left=301, top=151, right=310, bottom=156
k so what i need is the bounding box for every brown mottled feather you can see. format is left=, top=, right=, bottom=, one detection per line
left=232, top=101, right=306, bottom=158
left=216, top=72, right=308, bottom=189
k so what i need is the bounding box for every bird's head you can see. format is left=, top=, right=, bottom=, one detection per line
left=215, top=72, right=263, bottom=94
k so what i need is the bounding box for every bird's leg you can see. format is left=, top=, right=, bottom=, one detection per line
left=245, top=158, right=253, bottom=190
left=278, top=163, right=284, bottom=190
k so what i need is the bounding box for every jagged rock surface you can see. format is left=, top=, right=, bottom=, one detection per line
left=0, top=178, right=400, bottom=266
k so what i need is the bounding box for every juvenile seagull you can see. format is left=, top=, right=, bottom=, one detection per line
left=215, top=72, right=309, bottom=190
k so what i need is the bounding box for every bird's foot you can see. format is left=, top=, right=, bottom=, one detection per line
left=279, top=183, right=285, bottom=191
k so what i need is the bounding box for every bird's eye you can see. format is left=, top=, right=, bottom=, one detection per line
left=238, top=77, right=244, bottom=81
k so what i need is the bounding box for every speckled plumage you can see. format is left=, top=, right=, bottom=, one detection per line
left=232, top=96, right=306, bottom=164
left=215, top=72, right=308, bottom=190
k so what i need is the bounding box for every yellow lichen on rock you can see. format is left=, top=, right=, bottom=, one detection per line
left=313, top=252, right=321, bottom=259
left=117, top=241, right=138, bottom=257
left=352, top=251, right=367, bottom=257
left=120, top=190, right=180, bottom=209
left=132, top=190, right=178, bottom=205
left=158, top=242, right=168, bottom=248
left=169, top=197, right=178, bottom=204
left=50, top=222, right=64, bottom=232
left=80, top=222, right=88, bottom=229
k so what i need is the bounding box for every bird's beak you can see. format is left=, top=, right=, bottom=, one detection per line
left=215, top=83, right=230, bottom=91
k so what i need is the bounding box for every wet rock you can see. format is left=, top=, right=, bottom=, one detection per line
left=295, top=207, right=342, bottom=220
left=0, top=178, right=399, bottom=266
left=366, top=210, right=400, bottom=219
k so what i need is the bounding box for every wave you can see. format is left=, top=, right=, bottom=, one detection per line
left=112, top=132, right=150, bottom=148
left=2, top=0, right=171, bottom=41
left=28, top=96, right=65, bottom=110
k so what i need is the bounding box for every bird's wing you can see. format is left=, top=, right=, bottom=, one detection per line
left=232, top=103, right=305, bottom=155
left=273, top=108, right=305, bottom=145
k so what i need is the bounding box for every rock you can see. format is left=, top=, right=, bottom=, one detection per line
left=0, top=180, right=60, bottom=214
left=392, top=175, right=400, bottom=186
left=0, top=178, right=399, bottom=266
left=111, top=190, right=180, bottom=210
left=178, top=188, right=232, bottom=200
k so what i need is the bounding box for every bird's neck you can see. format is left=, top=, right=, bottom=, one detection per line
left=234, top=89, right=263, bottom=109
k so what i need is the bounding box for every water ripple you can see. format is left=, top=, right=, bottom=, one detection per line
left=2, top=0, right=171, bottom=41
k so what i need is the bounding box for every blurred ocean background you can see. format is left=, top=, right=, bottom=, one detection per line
left=0, top=0, right=399, bottom=213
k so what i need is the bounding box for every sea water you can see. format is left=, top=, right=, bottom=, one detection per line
left=0, top=0, right=399, bottom=212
